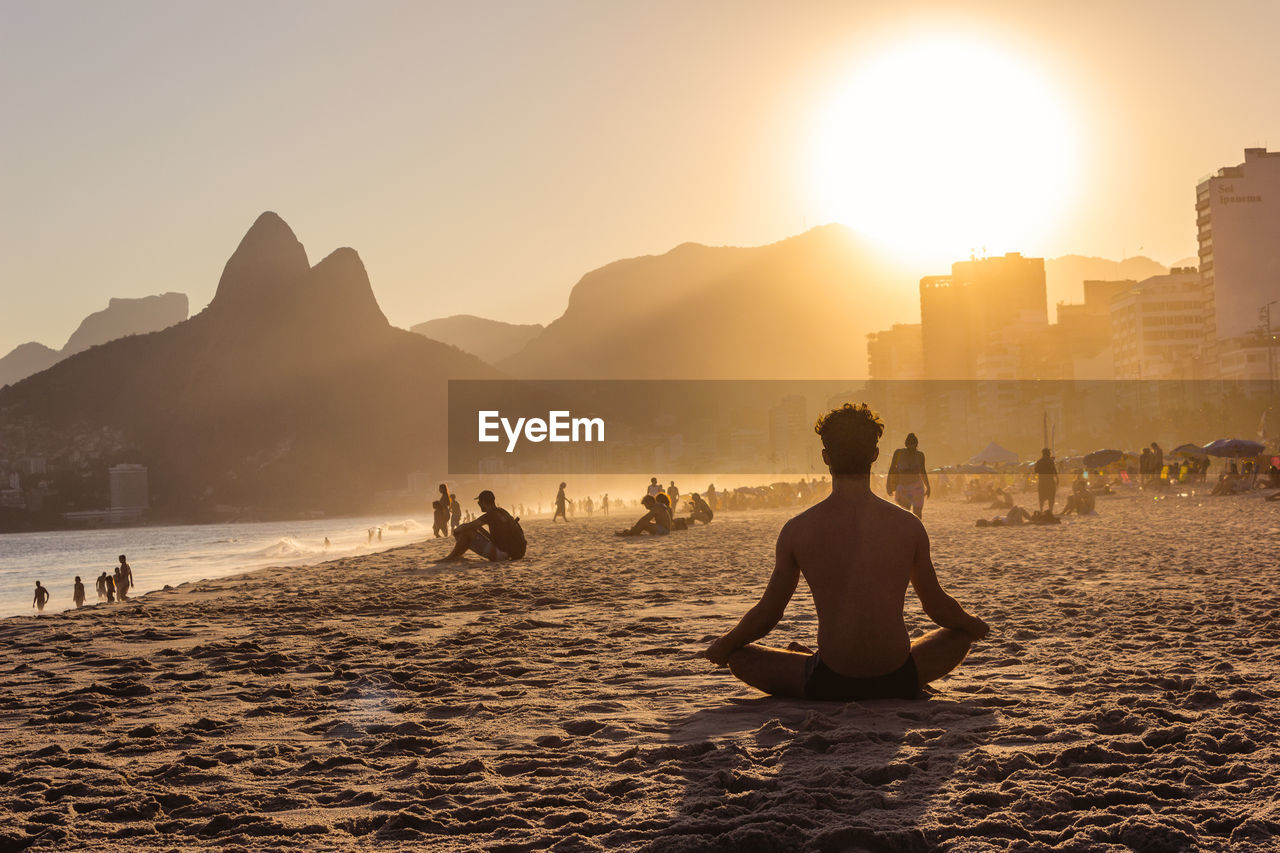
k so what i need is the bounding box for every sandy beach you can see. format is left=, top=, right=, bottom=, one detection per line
left=2, top=492, right=1278, bottom=851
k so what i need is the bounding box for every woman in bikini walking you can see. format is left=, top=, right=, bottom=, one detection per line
left=887, top=432, right=931, bottom=519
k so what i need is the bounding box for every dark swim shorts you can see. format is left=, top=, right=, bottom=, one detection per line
left=803, top=653, right=920, bottom=701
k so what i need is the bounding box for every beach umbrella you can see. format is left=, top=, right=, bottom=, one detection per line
left=1203, top=438, right=1265, bottom=458
left=970, top=442, right=1018, bottom=466
left=1083, top=449, right=1124, bottom=468
left=1171, top=443, right=1207, bottom=458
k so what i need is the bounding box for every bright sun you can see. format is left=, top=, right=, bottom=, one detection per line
left=810, top=33, right=1080, bottom=264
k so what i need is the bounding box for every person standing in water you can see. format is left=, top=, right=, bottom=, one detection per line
left=116, top=555, right=133, bottom=600
left=96, top=572, right=108, bottom=601
left=33, top=581, right=50, bottom=612
left=73, top=576, right=86, bottom=609
left=553, top=482, right=569, bottom=522
left=887, top=433, right=930, bottom=519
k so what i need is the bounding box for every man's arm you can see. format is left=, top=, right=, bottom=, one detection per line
left=921, top=452, right=931, bottom=496
left=703, top=523, right=801, bottom=665
left=909, top=524, right=988, bottom=640
left=453, top=512, right=490, bottom=538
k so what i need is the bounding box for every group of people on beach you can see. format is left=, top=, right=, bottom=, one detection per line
left=34, top=554, right=131, bottom=613
left=616, top=482, right=714, bottom=536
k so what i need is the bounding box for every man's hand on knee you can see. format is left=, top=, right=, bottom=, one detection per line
left=702, top=635, right=736, bottom=667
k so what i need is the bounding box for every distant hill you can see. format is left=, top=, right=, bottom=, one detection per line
left=412, top=315, right=543, bottom=364
left=0, top=293, right=189, bottom=387
left=1045, top=254, right=1170, bottom=309
left=0, top=343, right=60, bottom=389
left=0, top=213, right=497, bottom=518
left=499, top=225, right=917, bottom=379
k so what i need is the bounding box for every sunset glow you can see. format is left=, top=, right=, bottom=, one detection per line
left=810, top=32, right=1080, bottom=262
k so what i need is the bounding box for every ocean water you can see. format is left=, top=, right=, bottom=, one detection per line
left=0, top=515, right=432, bottom=620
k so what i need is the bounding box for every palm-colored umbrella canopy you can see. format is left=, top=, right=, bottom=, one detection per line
left=1083, top=449, right=1124, bottom=468
left=1203, top=438, right=1265, bottom=458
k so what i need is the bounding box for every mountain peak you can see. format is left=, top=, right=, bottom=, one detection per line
left=304, top=247, right=389, bottom=335
left=209, top=212, right=310, bottom=311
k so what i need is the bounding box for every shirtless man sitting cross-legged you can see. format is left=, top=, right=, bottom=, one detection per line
left=703, top=402, right=989, bottom=701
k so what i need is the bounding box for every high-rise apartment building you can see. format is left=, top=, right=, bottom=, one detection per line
left=1110, top=269, right=1205, bottom=381
left=866, top=323, right=924, bottom=380
left=1196, top=148, right=1280, bottom=345
left=919, top=253, right=1048, bottom=379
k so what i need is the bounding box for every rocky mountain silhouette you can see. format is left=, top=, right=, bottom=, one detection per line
left=0, top=213, right=496, bottom=518
left=499, top=224, right=917, bottom=379
left=412, top=315, right=544, bottom=365
left=0, top=293, right=189, bottom=387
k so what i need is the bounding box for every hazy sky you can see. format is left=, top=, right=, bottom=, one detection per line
left=3, top=0, right=1278, bottom=356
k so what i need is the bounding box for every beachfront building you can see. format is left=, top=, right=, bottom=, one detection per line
left=1196, top=147, right=1280, bottom=366
left=919, top=252, right=1049, bottom=381
left=1218, top=334, right=1279, bottom=383
left=866, top=323, right=924, bottom=381
left=109, top=463, right=149, bottom=512
left=865, top=323, right=926, bottom=438
left=768, top=394, right=813, bottom=473
left=1052, top=279, right=1136, bottom=381
left=1109, top=268, right=1207, bottom=382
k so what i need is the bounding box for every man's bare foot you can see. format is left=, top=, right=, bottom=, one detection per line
left=787, top=641, right=815, bottom=654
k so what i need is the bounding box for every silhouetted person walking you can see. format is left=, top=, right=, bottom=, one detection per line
left=554, top=483, right=569, bottom=522
left=73, top=576, right=86, bottom=609
left=33, top=581, right=49, bottom=612
left=887, top=433, right=930, bottom=518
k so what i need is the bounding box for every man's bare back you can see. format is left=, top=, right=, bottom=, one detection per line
left=784, top=494, right=920, bottom=676
left=703, top=483, right=988, bottom=700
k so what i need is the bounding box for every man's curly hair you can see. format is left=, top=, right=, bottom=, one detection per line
left=814, top=402, right=884, bottom=475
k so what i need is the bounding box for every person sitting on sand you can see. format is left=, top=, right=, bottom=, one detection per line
left=1060, top=477, right=1096, bottom=516
left=73, top=576, right=86, bottom=609
left=988, top=487, right=1014, bottom=509
left=688, top=493, right=714, bottom=524
left=33, top=581, right=49, bottom=612
left=617, top=494, right=672, bottom=536
left=440, top=490, right=527, bottom=562
left=703, top=402, right=989, bottom=701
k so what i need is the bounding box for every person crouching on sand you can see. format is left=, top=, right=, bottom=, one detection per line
left=440, top=490, right=526, bottom=562
left=702, top=402, right=989, bottom=701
